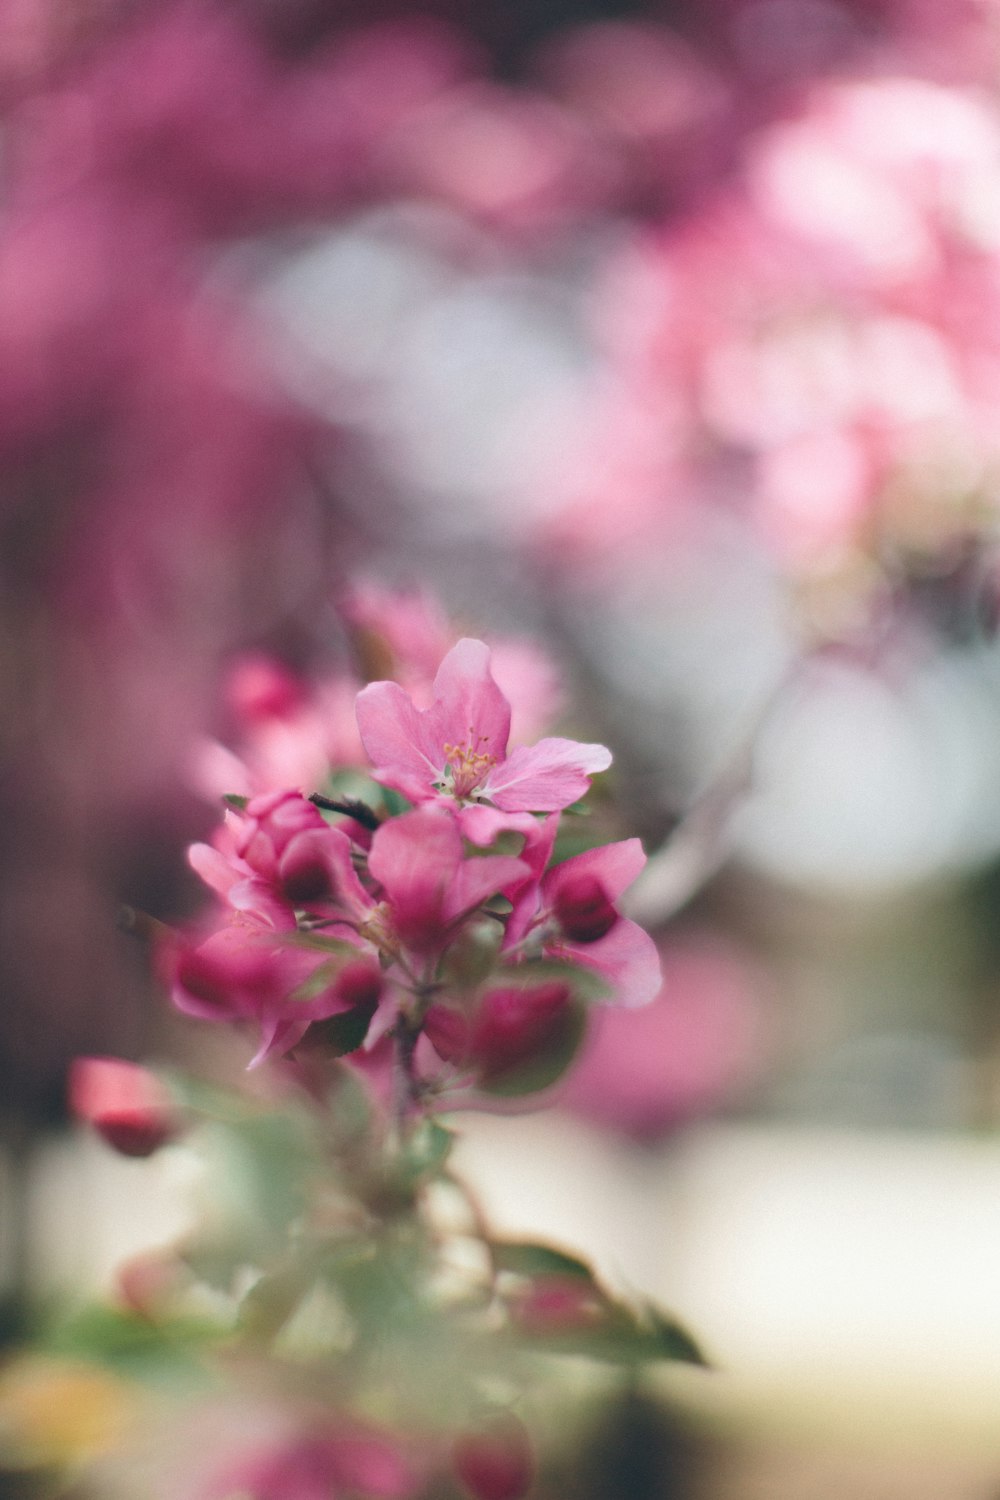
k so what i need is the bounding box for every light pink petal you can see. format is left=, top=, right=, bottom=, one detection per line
left=355, top=679, right=443, bottom=799
left=423, top=638, right=511, bottom=762
left=485, top=737, right=612, bottom=812
left=227, top=878, right=296, bottom=930
left=445, top=854, right=530, bottom=921
left=562, top=918, right=662, bottom=1009
left=546, top=838, right=646, bottom=904
left=188, top=841, right=242, bottom=898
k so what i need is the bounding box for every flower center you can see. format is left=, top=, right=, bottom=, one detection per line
left=358, top=901, right=402, bottom=961
left=441, top=733, right=497, bottom=800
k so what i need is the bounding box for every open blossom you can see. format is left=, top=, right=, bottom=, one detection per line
left=499, top=821, right=660, bottom=1009
left=169, top=802, right=528, bottom=1065
left=355, top=638, right=610, bottom=813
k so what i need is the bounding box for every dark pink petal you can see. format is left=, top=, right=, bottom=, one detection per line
left=485, top=737, right=611, bottom=812
left=248, top=1012, right=312, bottom=1069
left=545, top=837, right=646, bottom=904
left=278, top=826, right=371, bottom=918
left=444, top=854, right=530, bottom=923
left=423, top=638, right=511, bottom=763
left=368, top=808, right=459, bottom=941
left=279, top=830, right=336, bottom=903
left=423, top=1003, right=471, bottom=1063
left=552, top=872, right=617, bottom=943
left=356, top=678, right=444, bottom=800
left=561, top=918, right=661, bottom=1009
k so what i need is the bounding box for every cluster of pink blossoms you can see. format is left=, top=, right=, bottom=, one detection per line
left=164, top=637, right=660, bottom=1094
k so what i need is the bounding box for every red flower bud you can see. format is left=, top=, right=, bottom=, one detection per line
left=280, top=832, right=334, bottom=904
left=453, top=1415, right=534, bottom=1500
left=508, top=1273, right=606, bottom=1335
left=471, top=983, right=572, bottom=1084
left=69, top=1057, right=179, bottom=1158
left=423, top=1004, right=471, bottom=1064
left=553, top=872, right=617, bottom=943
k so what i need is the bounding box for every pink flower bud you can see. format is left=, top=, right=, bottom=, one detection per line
left=225, top=653, right=304, bottom=723
left=453, top=1415, right=534, bottom=1500
left=553, top=872, right=617, bottom=943
left=279, top=831, right=334, bottom=904
left=508, top=1274, right=606, bottom=1335
left=470, top=983, right=572, bottom=1084
left=423, top=1003, right=471, bottom=1064
left=68, top=1057, right=178, bottom=1158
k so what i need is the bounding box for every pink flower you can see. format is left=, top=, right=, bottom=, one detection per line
left=355, top=638, right=610, bottom=813
left=424, top=981, right=574, bottom=1085
left=365, top=808, right=528, bottom=956
left=504, top=827, right=661, bottom=1010
left=166, top=912, right=379, bottom=1068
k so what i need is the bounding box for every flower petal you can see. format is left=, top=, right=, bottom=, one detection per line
left=423, top=638, right=511, bottom=763
left=355, top=679, right=444, bottom=800
left=445, top=854, right=530, bottom=922
left=563, top=918, right=662, bottom=1008
left=546, top=838, right=646, bottom=905
left=367, top=808, right=459, bottom=927
left=485, top=738, right=611, bottom=812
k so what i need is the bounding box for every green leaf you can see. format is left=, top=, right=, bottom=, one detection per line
left=492, top=1241, right=596, bottom=1281
left=380, top=787, right=412, bottom=817
left=42, top=1304, right=219, bottom=1383
left=302, top=1002, right=376, bottom=1058
left=640, top=1302, right=709, bottom=1367
left=289, top=960, right=340, bottom=1002
left=283, top=931, right=359, bottom=957
left=438, top=919, right=502, bottom=990
left=400, top=1120, right=455, bottom=1182
left=222, top=794, right=249, bottom=811
left=494, top=958, right=611, bottom=1006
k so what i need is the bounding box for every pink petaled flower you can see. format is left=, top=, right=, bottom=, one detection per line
left=500, top=823, right=661, bottom=1010
left=424, top=981, right=573, bottom=1085
left=365, top=808, right=528, bottom=956
left=165, top=907, right=380, bottom=1069
left=356, top=638, right=610, bottom=813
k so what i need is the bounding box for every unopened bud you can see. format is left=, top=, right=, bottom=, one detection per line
left=471, top=983, right=572, bottom=1084
left=69, top=1057, right=179, bottom=1158
left=553, top=873, right=617, bottom=943
left=280, top=832, right=334, bottom=905
left=453, top=1415, right=534, bottom=1500
left=423, top=1004, right=471, bottom=1064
